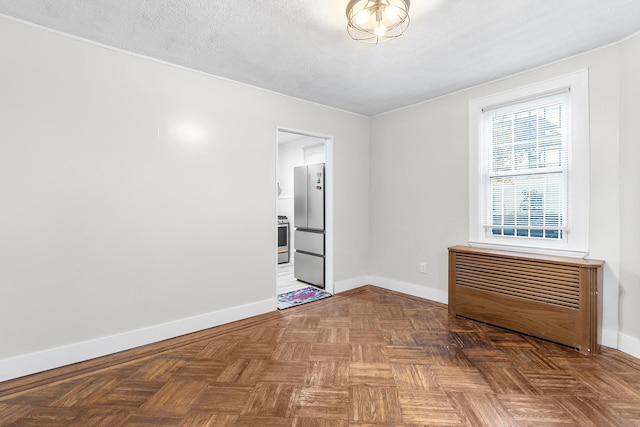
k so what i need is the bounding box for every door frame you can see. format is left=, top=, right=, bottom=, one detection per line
left=275, top=126, right=334, bottom=295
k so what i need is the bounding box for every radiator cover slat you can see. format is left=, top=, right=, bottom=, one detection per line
left=455, top=252, right=581, bottom=309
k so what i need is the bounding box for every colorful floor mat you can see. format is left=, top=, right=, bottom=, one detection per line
left=277, top=286, right=331, bottom=310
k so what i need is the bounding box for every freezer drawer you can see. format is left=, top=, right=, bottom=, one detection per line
left=294, top=229, right=325, bottom=256
left=295, top=252, right=325, bottom=288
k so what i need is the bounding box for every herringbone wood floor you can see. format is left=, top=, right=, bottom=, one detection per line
left=1, top=286, right=640, bottom=426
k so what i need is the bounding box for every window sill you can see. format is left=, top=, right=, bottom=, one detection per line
left=468, top=240, right=588, bottom=259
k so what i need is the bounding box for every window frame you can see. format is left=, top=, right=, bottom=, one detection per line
left=468, top=70, right=590, bottom=257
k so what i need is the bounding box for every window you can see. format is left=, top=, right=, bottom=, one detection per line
left=486, top=92, right=568, bottom=240
left=469, top=70, right=589, bottom=257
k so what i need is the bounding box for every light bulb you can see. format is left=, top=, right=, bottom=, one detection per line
left=375, top=20, right=387, bottom=35
left=355, top=10, right=369, bottom=25
left=385, top=5, right=398, bottom=19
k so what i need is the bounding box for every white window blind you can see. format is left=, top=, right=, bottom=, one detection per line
left=482, top=91, right=570, bottom=241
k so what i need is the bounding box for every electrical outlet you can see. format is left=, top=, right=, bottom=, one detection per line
left=419, top=262, right=427, bottom=274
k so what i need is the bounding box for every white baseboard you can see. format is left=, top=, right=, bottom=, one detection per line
left=335, top=275, right=447, bottom=305
left=368, top=276, right=448, bottom=304
left=618, top=332, right=640, bottom=359
left=601, top=328, right=618, bottom=349
left=334, top=276, right=370, bottom=293
left=4, top=281, right=637, bottom=383
left=0, top=298, right=275, bottom=382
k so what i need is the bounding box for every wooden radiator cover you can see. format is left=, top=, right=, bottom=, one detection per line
left=448, top=245, right=604, bottom=355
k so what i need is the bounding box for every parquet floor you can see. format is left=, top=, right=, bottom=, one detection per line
left=1, top=286, right=640, bottom=426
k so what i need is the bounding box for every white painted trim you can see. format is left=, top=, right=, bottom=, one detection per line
left=618, top=332, right=640, bottom=360
left=0, top=298, right=275, bottom=382
left=601, top=328, right=618, bottom=350
left=369, top=276, right=448, bottom=305
left=324, top=138, right=335, bottom=296
left=334, top=275, right=448, bottom=305
left=275, top=126, right=334, bottom=295
left=468, top=240, right=588, bottom=259
left=3, top=281, right=633, bottom=382
left=334, top=276, right=371, bottom=293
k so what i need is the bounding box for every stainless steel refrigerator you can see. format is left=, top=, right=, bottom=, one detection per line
left=294, top=163, right=325, bottom=288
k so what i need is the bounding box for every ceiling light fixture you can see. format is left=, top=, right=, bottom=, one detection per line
left=346, top=0, right=410, bottom=44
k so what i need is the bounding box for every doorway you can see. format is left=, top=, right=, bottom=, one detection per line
left=276, top=128, right=334, bottom=297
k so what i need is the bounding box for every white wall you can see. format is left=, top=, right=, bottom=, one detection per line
left=369, top=33, right=640, bottom=356
left=368, top=92, right=468, bottom=303
left=0, top=16, right=370, bottom=379
left=618, top=33, right=640, bottom=354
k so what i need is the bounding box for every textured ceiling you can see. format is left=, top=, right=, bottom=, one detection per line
left=1, top=0, right=640, bottom=116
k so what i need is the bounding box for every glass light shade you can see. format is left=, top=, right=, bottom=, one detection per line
left=355, top=10, right=370, bottom=25
left=385, top=5, right=398, bottom=19
left=346, top=0, right=410, bottom=44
